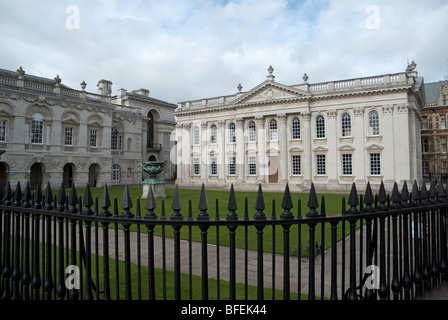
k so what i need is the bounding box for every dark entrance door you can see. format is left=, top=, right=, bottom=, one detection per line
left=63, top=163, right=74, bottom=188
left=89, top=164, right=100, bottom=187
left=30, top=163, right=43, bottom=189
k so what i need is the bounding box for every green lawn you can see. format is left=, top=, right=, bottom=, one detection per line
left=54, top=184, right=353, bottom=255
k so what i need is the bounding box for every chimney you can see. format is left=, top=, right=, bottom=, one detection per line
left=97, top=79, right=113, bottom=97
left=133, top=88, right=150, bottom=96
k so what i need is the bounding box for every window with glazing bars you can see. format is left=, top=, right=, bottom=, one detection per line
left=292, top=155, right=301, bottom=175
left=342, top=154, right=353, bottom=175
left=249, top=157, right=256, bottom=175
left=341, top=113, right=351, bottom=137
left=248, top=121, right=256, bottom=142
left=229, top=157, right=236, bottom=175
left=292, top=118, right=300, bottom=140
left=370, top=153, right=381, bottom=175
left=316, top=115, right=325, bottom=138
left=270, top=120, right=278, bottom=141
left=210, top=158, right=217, bottom=175
left=316, top=154, right=326, bottom=175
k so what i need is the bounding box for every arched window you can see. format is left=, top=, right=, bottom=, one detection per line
left=316, top=115, right=325, bottom=138
left=147, top=111, right=154, bottom=148
left=248, top=121, right=256, bottom=142
left=193, top=126, right=200, bottom=145
left=369, top=110, right=380, bottom=136
left=111, top=164, right=121, bottom=181
left=229, top=123, right=236, bottom=143
left=269, top=119, right=278, bottom=141
left=31, top=113, right=44, bottom=144
left=210, top=125, right=217, bottom=144
left=341, top=113, right=352, bottom=137
left=292, top=117, right=301, bottom=140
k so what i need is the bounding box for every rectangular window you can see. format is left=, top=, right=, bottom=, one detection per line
left=441, top=115, right=446, bottom=129
left=421, top=116, right=428, bottom=130
left=342, top=154, right=353, bottom=176
left=31, top=120, right=43, bottom=144
left=423, top=162, right=429, bottom=175
left=292, top=155, right=301, bottom=175
left=65, top=127, right=74, bottom=146
left=90, top=130, right=98, bottom=147
left=248, top=122, right=256, bottom=142
left=442, top=137, right=447, bottom=154
left=443, top=162, right=447, bottom=174
left=422, top=138, right=429, bottom=153
left=316, top=154, right=326, bottom=175
left=0, top=120, right=6, bottom=142
left=229, top=157, right=236, bottom=175
left=370, top=153, right=381, bottom=176
left=193, top=158, right=200, bottom=175
left=210, top=158, right=217, bottom=175
left=249, top=157, right=256, bottom=175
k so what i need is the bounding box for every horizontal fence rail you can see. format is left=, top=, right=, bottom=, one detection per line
left=0, top=179, right=447, bottom=300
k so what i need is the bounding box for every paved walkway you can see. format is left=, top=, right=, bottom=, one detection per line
left=89, top=225, right=368, bottom=299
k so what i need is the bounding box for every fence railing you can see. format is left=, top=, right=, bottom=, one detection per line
left=0, top=179, right=447, bottom=300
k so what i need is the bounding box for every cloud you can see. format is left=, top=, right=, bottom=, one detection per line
left=0, top=0, right=447, bottom=103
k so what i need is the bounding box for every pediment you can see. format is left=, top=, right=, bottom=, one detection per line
left=313, top=146, right=328, bottom=152
left=339, top=145, right=355, bottom=151
left=366, top=143, right=384, bottom=151
left=233, top=81, right=310, bottom=106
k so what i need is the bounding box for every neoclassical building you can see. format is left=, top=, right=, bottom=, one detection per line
left=0, top=66, right=176, bottom=189
left=175, top=63, right=424, bottom=192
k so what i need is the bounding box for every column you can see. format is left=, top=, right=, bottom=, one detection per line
left=256, top=116, right=267, bottom=183
left=382, top=106, right=395, bottom=184
left=218, top=120, right=226, bottom=183
left=302, top=111, right=312, bottom=184
left=181, top=123, right=191, bottom=184
left=200, top=121, right=208, bottom=182
left=353, top=108, right=366, bottom=185
left=396, top=104, right=412, bottom=182
left=327, top=110, right=338, bottom=185
left=175, top=124, right=182, bottom=184
left=236, top=117, right=245, bottom=183
left=278, top=113, right=288, bottom=183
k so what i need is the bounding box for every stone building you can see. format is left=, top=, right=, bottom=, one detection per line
left=421, top=79, right=448, bottom=181
left=175, top=63, right=424, bottom=192
left=0, top=66, right=176, bottom=189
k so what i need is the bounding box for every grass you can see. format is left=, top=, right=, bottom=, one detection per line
left=25, top=235, right=309, bottom=300
left=53, top=184, right=354, bottom=256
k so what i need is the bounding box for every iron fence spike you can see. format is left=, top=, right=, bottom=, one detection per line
left=254, top=184, right=266, bottom=220
left=412, top=180, right=420, bottom=201
left=401, top=181, right=410, bottom=202
left=227, top=184, right=238, bottom=220
left=100, top=184, right=111, bottom=210
left=83, top=183, right=94, bottom=207
left=320, top=195, right=326, bottom=217
left=5, top=181, right=12, bottom=202
left=145, top=185, right=156, bottom=211
left=170, top=185, right=183, bottom=220
left=14, top=181, right=22, bottom=203
left=121, top=184, right=134, bottom=218
left=23, top=182, right=32, bottom=206
left=306, top=183, right=319, bottom=217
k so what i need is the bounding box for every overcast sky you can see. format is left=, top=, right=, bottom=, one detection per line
left=0, top=0, right=447, bottom=103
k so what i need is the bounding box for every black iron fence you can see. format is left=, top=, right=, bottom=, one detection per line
left=0, top=179, right=447, bottom=301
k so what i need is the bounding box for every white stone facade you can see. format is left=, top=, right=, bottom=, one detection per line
left=175, top=63, right=424, bottom=192
left=0, top=67, right=176, bottom=189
